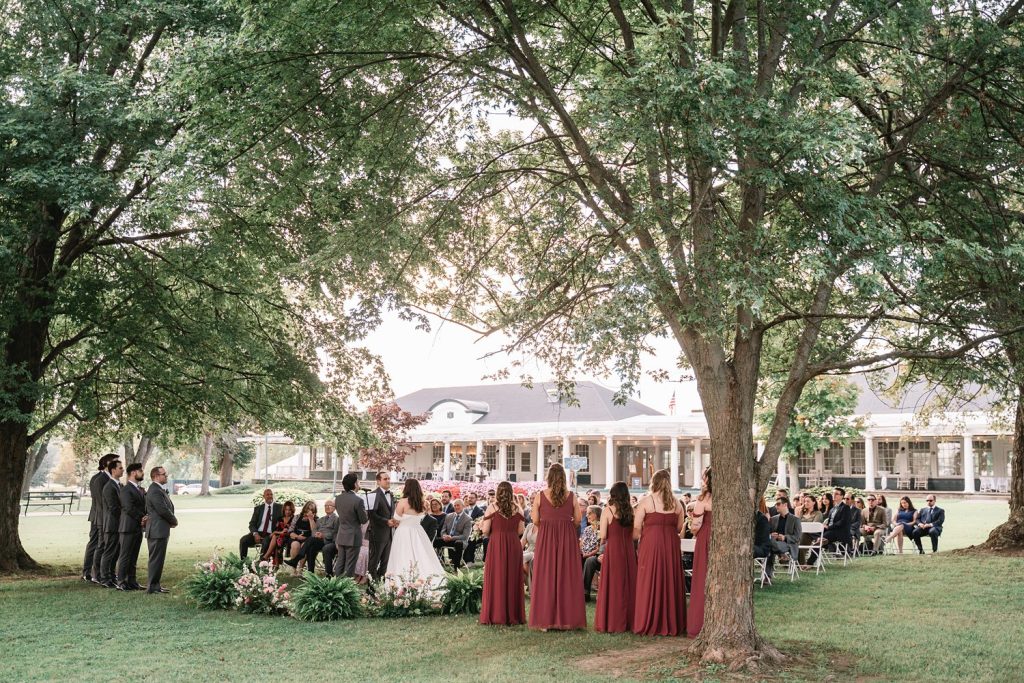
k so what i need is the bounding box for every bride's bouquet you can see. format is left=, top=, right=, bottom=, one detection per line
left=368, top=564, right=446, bottom=618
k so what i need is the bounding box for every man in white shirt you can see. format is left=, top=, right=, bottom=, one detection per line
left=240, top=489, right=282, bottom=559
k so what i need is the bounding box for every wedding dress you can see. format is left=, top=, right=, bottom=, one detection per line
left=386, top=512, right=446, bottom=581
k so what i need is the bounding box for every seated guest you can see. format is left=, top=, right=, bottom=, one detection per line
left=768, top=497, right=801, bottom=573
left=752, top=499, right=774, bottom=578
left=911, top=495, right=944, bottom=554
left=434, top=499, right=473, bottom=569
left=440, top=490, right=454, bottom=514
left=849, top=496, right=864, bottom=551
left=240, top=488, right=282, bottom=560
left=262, top=500, right=295, bottom=565
left=421, top=505, right=440, bottom=543
left=581, top=505, right=601, bottom=600
left=301, top=499, right=338, bottom=576
left=521, top=521, right=538, bottom=592
left=821, top=488, right=852, bottom=552
left=775, top=489, right=791, bottom=513
left=515, top=493, right=532, bottom=525
left=577, top=497, right=589, bottom=537
left=818, top=492, right=834, bottom=520
left=884, top=496, right=917, bottom=553
left=630, top=494, right=639, bottom=508
left=463, top=492, right=487, bottom=564
left=426, top=498, right=447, bottom=541
left=861, top=495, right=887, bottom=554
left=797, top=494, right=823, bottom=565
left=877, top=494, right=892, bottom=527
left=681, top=492, right=692, bottom=508
left=286, top=501, right=317, bottom=575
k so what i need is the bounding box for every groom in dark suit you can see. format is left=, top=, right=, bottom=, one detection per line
left=911, top=495, right=945, bottom=554
left=145, top=466, right=178, bottom=594
left=367, top=471, right=397, bottom=581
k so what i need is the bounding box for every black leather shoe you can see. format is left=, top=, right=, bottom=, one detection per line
left=82, top=574, right=92, bottom=582
left=90, top=577, right=103, bottom=586
left=128, top=582, right=144, bottom=591
left=147, top=586, right=170, bottom=594
left=100, top=580, right=116, bottom=588
left=116, top=583, right=128, bottom=591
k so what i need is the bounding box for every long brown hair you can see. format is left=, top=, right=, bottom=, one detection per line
left=282, top=500, right=295, bottom=518
left=546, top=462, right=569, bottom=507
left=402, top=478, right=424, bottom=513
left=608, top=481, right=633, bottom=527
left=300, top=500, right=317, bottom=518
left=495, top=481, right=515, bottom=518
left=650, top=469, right=675, bottom=512
left=698, top=466, right=712, bottom=501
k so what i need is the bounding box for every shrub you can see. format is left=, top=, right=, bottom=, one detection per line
left=234, top=561, right=292, bottom=615
left=366, top=566, right=445, bottom=618
left=290, top=573, right=363, bottom=622
left=441, top=568, right=484, bottom=615
left=250, top=489, right=312, bottom=508
left=183, top=556, right=243, bottom=610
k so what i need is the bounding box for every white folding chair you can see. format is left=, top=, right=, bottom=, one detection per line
left=797, top=522, right=825, bottom=576
left=753, top=556, right=772, bottom=587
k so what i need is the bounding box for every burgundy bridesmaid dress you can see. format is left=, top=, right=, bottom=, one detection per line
left=480, top=511, right=526, bottom=625
left=528, top=492, right=586, bottom=630
left=686, top=509, right=711, bottom=637
left=632, top=511, right=686, bottom=636
left=595, top=517, right=637, bottom=633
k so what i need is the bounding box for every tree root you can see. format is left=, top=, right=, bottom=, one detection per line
left=0, top=548, right=43, bottom=574
left=696, top=633, right=785, bottom=671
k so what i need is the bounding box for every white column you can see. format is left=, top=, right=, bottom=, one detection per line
left=756, top=441, right=766, bottom=462
left=536, top=437, right=544, bottom=481
left=562, top=435, right=571, bottom=460
left=442, top=439, right=452, bottom=481
left=605, top=435, right=615, bottom=489
left=670, top=436, right=680, bottom=491
left=693, top=438, right=703, bottom=481
left=342, top=455, right=351, bottom=476
left=865, top=436, right=876, bottom=492
left=776, top=454, right=786, bottom=486
left=498, top=441, right=507, bottom=481
left=475, top=439, right=484, bottom=479
left=963, top=434, right=976, bottom=492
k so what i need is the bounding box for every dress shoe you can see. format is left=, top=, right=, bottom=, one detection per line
left=82, top=574, right=92, bottom=582
left=100, top=580, right=116, bottom=588
left=90, top=577, right=103, bottom=586
left=147, top=586, right=170, bottom=594
left=128, top=582, right=144, bottom=591
left=116, top=583, right=129, bottom=591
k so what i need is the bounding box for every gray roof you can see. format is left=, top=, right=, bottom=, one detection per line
left=848, top=371, right=998, bottom=415
left=396, top=381, right=663, bottom=424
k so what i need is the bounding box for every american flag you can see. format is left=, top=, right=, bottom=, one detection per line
left=668, top=390, right=676, bottom=416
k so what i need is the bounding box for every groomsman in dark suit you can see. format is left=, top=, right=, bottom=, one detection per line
left=145, top=466, right=178, bottom=594
left=99, top=459, right=124, bottom=587
left=83, top=453, right=116, bottom=582
left=334, top=473, right=368, bottom=577
left=367, top=471, right=396, bottom=581
left=911, top=495, right=945, bottom=554
left=116, top=463, right=148, bottom=590
left=240, top=488, right=282, bottom=559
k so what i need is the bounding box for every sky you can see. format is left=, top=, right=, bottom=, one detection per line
left=361, top=310, right=704, bottom=415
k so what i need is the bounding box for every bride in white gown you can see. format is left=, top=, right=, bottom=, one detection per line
left=386, top=479, right=446, bottom=582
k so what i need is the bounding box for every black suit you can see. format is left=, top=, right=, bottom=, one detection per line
left=823, top=502, right=852, bottom=548
left=239, top=502, right=283, bottom=559
left=99, top=479, right=123, bottom=583
left=367, top=488, right=395, bottom=581
left=911, top=505, right=945, bottom=553
left=116, top=482, right=146, bottom=587
left=82, top=471, right=107, bottom=579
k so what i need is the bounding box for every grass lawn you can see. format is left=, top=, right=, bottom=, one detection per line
left=3, top=497, right=1022, bottom=682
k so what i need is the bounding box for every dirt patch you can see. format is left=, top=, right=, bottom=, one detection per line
left=951, top=545, right=1024, bottom=558
left=575, top=640, right=861, bottom=682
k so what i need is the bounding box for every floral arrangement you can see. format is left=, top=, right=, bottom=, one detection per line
left=366, top=565, right=446, bottom=618
left=183, top=552, right=243, bottom=610
left=234, top=561, right=292, bottom=615
left=419, top=479, right=545, bottom=500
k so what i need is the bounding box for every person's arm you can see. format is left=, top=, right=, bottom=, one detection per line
left=531, top=493, right=542, bottom=527
left=150, top=490, right=178, bottom=527
left=356, top=499, right=368, bottom=525
left=690, top=501, right=705, bottom=533
left=248, top=507, right=260, bottom=534
left=786, top=516, right=802, bottom=545
left=571, top=493, right=582, bottom=526
left=480, top=504, right=495, bottom=536
left=367, top=494, right=387, bottom=525
left=516, top=511, right=525, bottom=537
left=599, top=506, right=612, bottom=541
left=675, top=502, right=685, bottom=534
left=633, top=499, right=647, bottom=541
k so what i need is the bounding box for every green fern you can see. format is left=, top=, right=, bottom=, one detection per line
left=442, top=568, right=484, bottom=615
left=182, top=567, right=242, bottom=610
left=290, top=573, right=363, bottom=621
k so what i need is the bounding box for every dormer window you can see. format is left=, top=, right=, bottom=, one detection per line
left=446, top=411, right=454, bottom=419
left=545, top=387, right=560, bottom=404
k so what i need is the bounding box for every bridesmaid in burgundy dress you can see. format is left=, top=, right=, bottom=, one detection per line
left=687, top=467, right=712, bottom=638
left=632, top=469, right=686, bottom=636
left=479, top=481, right=526, bottom=625
left=595, top=481, right=637, bottom=633
left=528, top=463, right=586, bottom=631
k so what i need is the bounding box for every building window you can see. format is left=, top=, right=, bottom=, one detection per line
left=432, top=445, right=444, bottom=472
left=850, top=442, right=865, bottom=475
left=974, top=440, right=994, bottom=477
left=908, top=440, right=931, bottom=476
left=446, top=411, right=454, bottom=419
left=520, top=450, right=531, bottom=472
left=824, top=442, right=844, bottom=473
left=877, top=442, right=899, bottom=472
left=484, top=445, right=497, bottom=472
left=936, top=441, right=962, bottom=476
left=545, top=444, right=560, bottom=466
left=797, top=450, right=815, bottom=474
left=506, top=445, right=516, bottom=473
left=575, top=444, right=590, bottom=473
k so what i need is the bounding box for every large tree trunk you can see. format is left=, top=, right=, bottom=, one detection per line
left=977, top=383, right=1024, bottom=550
left=219, top=442, right=234, bottom=488
left=0, top=423, right=41, bottom=572
left=20, top=441, right=49, bottom=496
left=199, top=432, right=214, bottom=496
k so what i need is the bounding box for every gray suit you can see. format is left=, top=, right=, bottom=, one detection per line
left=99, top=479, right=123, bottom=582
left=433, top=511, right=473, bottom=569
left=367, top=488, right=395, bottom=580
left=116, top=482, right=146, bottom=586
left=768, top=512, right=802, bottom=560
left=333, top=491, right=368, bottom=577
left=145, top=483, right=177, bottom=591
left=82, top=471, right=107, bottom=578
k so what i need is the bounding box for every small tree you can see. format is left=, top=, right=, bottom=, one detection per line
left=358, top=403, right=428, bottom=474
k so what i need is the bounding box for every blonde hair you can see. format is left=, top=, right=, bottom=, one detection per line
left=649, top=469, right=675, bottom=512
left=546, top=463, right=569, bottom=507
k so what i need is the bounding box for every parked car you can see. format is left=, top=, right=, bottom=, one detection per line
left=177, top=483, right=203, bottom=495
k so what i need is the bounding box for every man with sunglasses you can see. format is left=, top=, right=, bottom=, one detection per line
left=821, top=487, right=853, bottom=552
left=911, top=495, right=945, bottom=554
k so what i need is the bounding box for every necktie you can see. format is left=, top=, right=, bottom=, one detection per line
left=262, top=505, right=272, bottom=533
